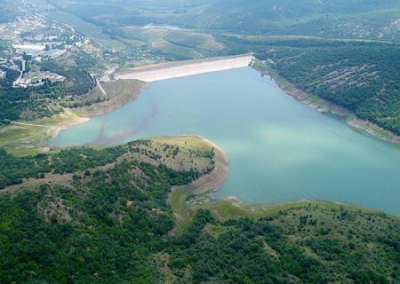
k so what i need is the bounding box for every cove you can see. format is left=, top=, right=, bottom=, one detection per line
left=50, top=68, right=400, bottom=215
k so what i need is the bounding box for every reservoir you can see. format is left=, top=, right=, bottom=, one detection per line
left=50, top=68, right=400, bottom=215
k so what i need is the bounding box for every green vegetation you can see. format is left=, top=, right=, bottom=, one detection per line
left=49, top=0, right=400, bottom=40
left=44, top=10, right=126, bottom=50
left=115, top=26, right=225, bottom=60
left=0, top=87, right=63, bottom=124
left=1, top=137, right=399, bottom=283
left=41, top=0, right=400, bottom=137
left=40, top=59, right=95, bottom=96
left=0, top=109, right=86, bottom=156
left=0, top=137, right=212, bottom=189
left=0, top=141, right=205, bottom=283
left=211, top=35, right=400, bottom=135
left=151, top=38, right=203, bottom=60
left=74, top=79, right=146, bottom=116
left=0, top=51, right=98, bottom=124
left=255, top=42, right=400, bottom=134
left=2, top=2, right=400, bottom=282
left=185, top=0, right=400, bottom=40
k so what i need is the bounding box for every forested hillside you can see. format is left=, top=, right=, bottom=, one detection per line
left=1, top=137, right=399, bottom=283
left=188, top=0, right=400, bottom=39
left=258, top=44, right=400, bottom=134
left=212, top=35, right=400, bottom=135
left=51, top=0, right=400, bottom=40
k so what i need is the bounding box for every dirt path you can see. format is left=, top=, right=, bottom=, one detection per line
left=96, top=79, right=107, bottom=96
left=11, top=121, right=48, bottom=128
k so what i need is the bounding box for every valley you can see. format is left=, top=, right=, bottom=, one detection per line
left=1, top=0, right=400, bottom=283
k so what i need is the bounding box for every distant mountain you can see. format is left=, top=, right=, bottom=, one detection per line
left=50, top=0, right=400, bottom=40
left=187, top=0, right=400, bottom=39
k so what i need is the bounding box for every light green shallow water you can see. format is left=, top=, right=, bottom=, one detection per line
left=50, top=68, right=400, bottom=215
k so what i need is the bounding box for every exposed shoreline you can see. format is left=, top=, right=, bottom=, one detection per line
left=51, top=55, right=253, bottom=141
left=167, top=137, right=394, bottom=233
left=253, top=63, right=400, bottom=145
left=46, top=111, right=91, bottom=139
left=190, top=135, right=229, bottom=195
left=115, top=55, right=254, bottom=82
left=45, top=55, right=254, bottom=146
left=15, top=54, right=400, bottom=156
left=112, top=56, right=400, bottom=146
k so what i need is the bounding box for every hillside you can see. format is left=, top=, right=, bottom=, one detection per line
left=1, top=3, right=400, bottom=283
left=51, top=0, right=400, bottom=40
left=257, top=42, right=400, bottom=135
left=1, top=136, right=400, bottom=283
left=188, top=0, right=400, bottom=39
left=39, top=0, right=400, bottom=138
left=210, top=35, right=400, bottom=138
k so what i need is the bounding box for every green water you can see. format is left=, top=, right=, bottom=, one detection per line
left=51, top=68, right=400, bottom=215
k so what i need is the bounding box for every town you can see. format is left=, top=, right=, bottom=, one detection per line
left=0, top=14, right=84, bottom=89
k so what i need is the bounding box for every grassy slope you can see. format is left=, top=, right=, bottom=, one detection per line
left=152, top=38, right=204, bottom=60
left=0, top=110, right=87, bottom=156
left=0, top=78, right=149, bottom=156
left=117, top=26, right=225, bottom=59
left=75, top=79, right=147, bottom=117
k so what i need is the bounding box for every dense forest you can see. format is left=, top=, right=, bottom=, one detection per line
left=1, top=140, right=399, bottom=283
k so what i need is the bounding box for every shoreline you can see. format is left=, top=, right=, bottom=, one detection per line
left=115, top=55, right=254, bottom=82
left=191, top=135, right=229, bottom=195
left=8, top=55, right=400, bottom=156
left=167, top=137, right=397, bottom=233
left=0, top=109, right=92, bottom=156
left=46, top=111, right=91, bottom=139
left=252, top=62, right=400, bottom=145
left=45, top=55, right=253, bottom=147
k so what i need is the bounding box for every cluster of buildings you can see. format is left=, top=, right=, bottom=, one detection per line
left=0, top=14, right=84, bottom=88
left=16, top=71, right=65, bottom=88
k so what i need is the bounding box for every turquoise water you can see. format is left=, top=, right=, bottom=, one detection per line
left=51, top=68, right=400, bottom=215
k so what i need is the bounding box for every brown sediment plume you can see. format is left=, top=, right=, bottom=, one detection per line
left=91, top=103, right=160, bottom=145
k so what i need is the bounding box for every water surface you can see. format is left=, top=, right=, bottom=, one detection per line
left=51, top=68, right=400, bottom=215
